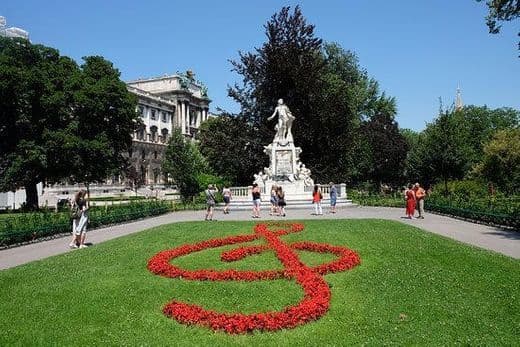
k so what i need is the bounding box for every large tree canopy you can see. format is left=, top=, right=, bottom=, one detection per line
left=228, top=6, right=391, bottom=184
left=0, top=37, right=78, bottom=209
left=198, top=114, right=261, bottom=185
left=0, top=37, right=139, bottom=208
left=68, top=56, right=139, bottom=188
left=163, top=130, right=209, bottom=201
left=475, top=128, right=520, bottom=192
left=360, top=96, right=409, bottom=187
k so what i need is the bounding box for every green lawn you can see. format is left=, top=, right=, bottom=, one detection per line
left=0, top=220, right=518, bottom=346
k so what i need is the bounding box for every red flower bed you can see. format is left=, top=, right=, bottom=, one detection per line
left=148, top=222, right=360, bottom=334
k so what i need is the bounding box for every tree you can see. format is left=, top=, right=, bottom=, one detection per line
left=0, top=37, right=79, bottom=209
left=475, top=128, right=520, bottom=192
left=477, top=0, right=520, bottom=56
left=0, top=38, right=139, bottom=208
left=360, top=96, right=409, bottom=187
left=420, top=109, right=473, bottom=195
left=454, top=105, right=519, bottom=166
left=229, top=7, right=387, bottom=183
left=67, top=56, right=139, bottom=194
left=401, top=128, right=428, bottom=184
left=198, top=114, right=261, bottom=185
left=163, top=130, right=208, bottom=200
left=228, top=6, right=324, bottom=176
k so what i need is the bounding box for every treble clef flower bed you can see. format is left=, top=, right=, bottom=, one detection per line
left=147, top=222, right=361, bottom=334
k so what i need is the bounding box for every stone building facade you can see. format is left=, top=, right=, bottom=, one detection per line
left=126, top=72, right=211, bottom=186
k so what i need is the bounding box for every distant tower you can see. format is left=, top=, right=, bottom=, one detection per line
left=455, top=86, right=463, bottom=111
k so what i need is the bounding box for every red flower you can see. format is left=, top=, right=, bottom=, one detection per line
left=148, top=222, right=360, bottom=334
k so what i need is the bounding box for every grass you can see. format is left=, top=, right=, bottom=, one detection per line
left=0, top=219, right=518, bottom=346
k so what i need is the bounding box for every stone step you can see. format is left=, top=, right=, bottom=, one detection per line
left=219, top=198, right=355, bottom=210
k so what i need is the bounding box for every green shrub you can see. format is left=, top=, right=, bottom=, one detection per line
left=0, top=200, right=172, bottom=247
left=349, top=187, right=519, bottom=229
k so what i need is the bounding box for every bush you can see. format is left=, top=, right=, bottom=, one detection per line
left=349, top=185, right=520, bottom=229
left=0, top=200, right=172, bottom=247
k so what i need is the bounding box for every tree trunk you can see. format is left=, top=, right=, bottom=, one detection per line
left=25, top=181, right=39, bottom=210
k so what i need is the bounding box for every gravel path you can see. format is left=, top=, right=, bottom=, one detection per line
left=1, top=206, right=518, bottom=270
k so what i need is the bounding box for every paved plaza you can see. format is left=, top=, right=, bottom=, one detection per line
left=1, top=206, right=518, bottom=270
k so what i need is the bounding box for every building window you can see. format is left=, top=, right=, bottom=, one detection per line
left=162, top=112, right=168, bottom=122
left=161, top=128, right=169, bottom=143
left=151, top=109, right=156, bottom=120
left=137, top=125, right=145, bottom=140
left=139, top=106, right=145, bottom=118
left=150, top=125, right=158, bottom=142
left=141, top=150, right=146, bottom=160
left=154, top=151, right=158, bottom=159
left=190, top=109, right=196, bottom=126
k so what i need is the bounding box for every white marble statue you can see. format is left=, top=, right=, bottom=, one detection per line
left=267, top=99, right=295, bottom=143
left=253, top=171, right=266, bottom=186
left=297, top=163, right=313, bottom=186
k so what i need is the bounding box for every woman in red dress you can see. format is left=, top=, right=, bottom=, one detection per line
left=405, top=184, right=416, bottom=219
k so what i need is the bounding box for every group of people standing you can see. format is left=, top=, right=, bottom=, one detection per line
left=204, top=182, right=340, bottom=219
left=268, top=184, right=287, bottom=217
left=68, top=189, right=89, bottom=249
left=404, top=183, right=426, bottom=219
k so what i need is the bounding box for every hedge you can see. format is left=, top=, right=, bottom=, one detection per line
left=0, top=200, right=172, bottom=247
left=349, top=192, right=519, bottom=229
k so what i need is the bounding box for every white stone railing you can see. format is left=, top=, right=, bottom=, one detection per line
left=230, top=185, right=267, bottom=198
left=304, top=184, right=347, bottom=197
left=230, top=186, right=250, bottom=198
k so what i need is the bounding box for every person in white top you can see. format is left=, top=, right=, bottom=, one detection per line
left=222, top=185, right=232, bottom=214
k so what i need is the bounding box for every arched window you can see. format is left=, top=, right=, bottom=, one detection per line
left=141, top=150, right=146, bottom=160
left=161, top=128, right=169, bottom=143
left=137, top=125, right=146, bottom=141
left=150, top=126, right=158, bottom=142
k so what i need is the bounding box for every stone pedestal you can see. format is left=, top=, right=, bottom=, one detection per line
left=253, top=132, right=314, bottom=200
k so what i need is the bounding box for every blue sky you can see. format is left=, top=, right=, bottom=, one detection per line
left=2, top=0, right=519, bottom=131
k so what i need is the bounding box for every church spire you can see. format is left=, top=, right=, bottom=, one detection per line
left=455, top=86, right=463, bottom=111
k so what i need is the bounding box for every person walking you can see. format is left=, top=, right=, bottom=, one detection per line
left=312, top=184, right=323, bottom=215
left=222, top=185, right=232, bottom=214
left=405, top=184, right=416, bottom=219
left=205, top=184, right=217, bottom=221
left=269, top=185, right=278, bottom=216
left=277, top=186, right=286, bottom=217
left=252, top=183, right=261, bottom=218
left=414, top=183, right=426, bottom=219
left=329, top=182, right=337, bottom=214
left=69, top=189, right=89, bottom=249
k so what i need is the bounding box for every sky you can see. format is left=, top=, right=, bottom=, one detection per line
left=2, top=0, right=519, bottom=131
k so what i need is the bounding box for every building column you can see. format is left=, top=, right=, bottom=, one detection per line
left=185, top=102, right=190, bottom=134
left=180, top=102, right=186, bottom=134
left=196, top=108, right=201, bottom=127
